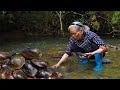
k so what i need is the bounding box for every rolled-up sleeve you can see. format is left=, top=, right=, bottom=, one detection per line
left=64, top=51, right=72, bottom=56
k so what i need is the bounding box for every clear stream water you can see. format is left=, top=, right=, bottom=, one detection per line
left=0, top=37, right=120, bottom=79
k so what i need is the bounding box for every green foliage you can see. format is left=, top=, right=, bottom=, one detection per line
left=111, top=11, right=120, bottom=25
left=92, top=21, right=100, bottom=30
left=110, top=11, right=120, bottom=31
left=0, top=11, right=120, bottom=37
left=91, top=15, right=100, bottom=30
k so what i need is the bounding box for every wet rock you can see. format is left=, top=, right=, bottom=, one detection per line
left=102, top=59, right=112, bottom=64
left=108, top=45, right=120, bottom=51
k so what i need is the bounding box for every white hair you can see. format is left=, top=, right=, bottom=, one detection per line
left=83, top=25, right=90, bottom=32
left=68, top=25, right=80, bottom=31
left=72, top=21, right=83, bottom=26
left=68, top=21, right=90, bottom=33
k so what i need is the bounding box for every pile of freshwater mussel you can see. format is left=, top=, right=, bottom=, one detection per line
left=0, top=48, right=63, bottom=79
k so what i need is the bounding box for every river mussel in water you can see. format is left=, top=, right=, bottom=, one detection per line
left=35, top=68, right=52, bottom=79
left=0, top=52, right=12, bottom=60
left=0, top=52, right=12, bottom=68
left=13, top=69, right=28, bottom=79
left=49, top=72, right=63, bottom=79
left=22, top=60, right=37, bottom=78
left=0, top=66, right=14, bottom=79
left=10, top=53, right=25, bottom=70
left=0, top=48, right=64, bottom=79
left=31, top=59, right=49, bottom=69
left=20, top=48, right=42, bottom=60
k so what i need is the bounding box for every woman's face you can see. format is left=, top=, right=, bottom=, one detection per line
left=69, top=27, right=84, bottom=40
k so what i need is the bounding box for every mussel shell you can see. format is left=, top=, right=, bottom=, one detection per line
left=50, top=72, right=63, bottom=79
left=8, top=76, right=14, bottom=79
left=20, top=48, right=42, bottom=59
left=0, top=60, right=11, bottom=68
left=31, top=59, right=49, bottom=68
left=13, top=69, right=28, bottom=79
left=0, top=52, right=12, bottom=63
left=22, top=60, right=37, bottom=77
left=0, top=52, right=12, bottom=65
left=11, top=53, right=25, bottom=69
left=0, top=66, right=14, bottom=79
left=35, top=69, right=52, bottom=78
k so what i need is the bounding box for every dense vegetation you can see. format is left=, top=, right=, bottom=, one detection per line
left=0, top=11, right=120, bottom=38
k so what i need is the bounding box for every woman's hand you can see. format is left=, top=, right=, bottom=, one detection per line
left=51, top=63, right=60, bottom=68
left=85, top=48, right=104, bottom=58
left=80, top=54, right=89, bottom=58
left=85, top=52, right=94, bottom=58
left=80, top=52, right=94, bottom=58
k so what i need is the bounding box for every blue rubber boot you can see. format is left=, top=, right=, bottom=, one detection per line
left=93, top=54, right=103, bottom=71
left=79, top=59, right=89, bottom=65
left=75, top=53, right=89, bottom=65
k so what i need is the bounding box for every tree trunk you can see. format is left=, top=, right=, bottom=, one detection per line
left=56, top=11, right=64, bottom=36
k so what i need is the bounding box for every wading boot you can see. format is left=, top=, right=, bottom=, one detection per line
left=93, top=54, right=103, bottom=71
left=75, top=52, right=89, bottom=65
left=79, top=59, right=89, bottom=65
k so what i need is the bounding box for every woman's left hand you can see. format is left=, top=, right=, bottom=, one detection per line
left=80, top=54, right=89, bottom=58
left=85, top=52, right=94, bottom=58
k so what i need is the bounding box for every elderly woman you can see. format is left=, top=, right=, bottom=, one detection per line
left=52, top=21, right=108, bottom=71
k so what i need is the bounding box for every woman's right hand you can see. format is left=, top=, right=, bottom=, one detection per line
left=51, top=53, right=69, bottom=69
